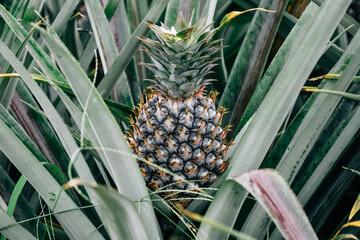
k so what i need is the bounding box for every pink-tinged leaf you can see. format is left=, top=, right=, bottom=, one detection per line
left=233, top=169, right=317, bottom=240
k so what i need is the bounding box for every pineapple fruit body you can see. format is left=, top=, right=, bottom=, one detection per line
left=127, top=16, right=231, bottom=201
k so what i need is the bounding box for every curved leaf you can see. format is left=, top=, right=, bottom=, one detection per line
left=38, top=25, right=162, bottom=239
left=219, top=0, right=287, bottom=135
left=233, top=169, right=317, bottom=240
left=97, top=0, right=170, bottom=97
left=65, top=180, right=149, bottom=240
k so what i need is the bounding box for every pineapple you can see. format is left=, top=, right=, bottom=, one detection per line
left=127, top=16, right=231, bottom=201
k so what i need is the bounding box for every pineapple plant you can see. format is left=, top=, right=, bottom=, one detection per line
left=0, top=0, right=359, bottom=239
left=126, top=17, right=231, bottom=202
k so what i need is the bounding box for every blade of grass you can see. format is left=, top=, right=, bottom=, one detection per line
left=0, top=209, right=37, bottom=240
left=0, top=0, right=25, bottom=41
left=1, top=176, right=27, bottom=240
left=295, top=107, right=360, bottom=207
left=38, top=25, right=162, bottom=239
left=198, top=0, right=351, bottom=238
left=196, top=180, right=249, bottom=239
left=301, top=87, right=360, bottom=102
left=0, top=165, right=41, bottom=235
left=177, top=203, right=256, bottom=240
left=97, top=0, right=170, bottom=97
left=5, top=176, right=27, bottom=218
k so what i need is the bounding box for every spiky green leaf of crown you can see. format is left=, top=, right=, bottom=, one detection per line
left=139, top=16, right=222, bottom=99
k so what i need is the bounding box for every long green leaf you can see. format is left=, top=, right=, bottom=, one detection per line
left=83, top=0, right=118, bottom=71
left=219, top=0, right=287, bottom=134
left=233, top=169, right=317, bottom=240
left=111, top=0, right=141, bottom=103
left=38, top=25, right=162, bottom=239
left=200, top=0, right=217, bottom=26
left=302, top=87, right=360, bottom=102
left=0, top=16, right=40, bottom=109
left=79, top=0, right=121, bottom=71
left=0, top=4, right=114, bottom=233
left=67, top=180, right=149, bottom=240
left=6, top=176, right=27, bottom=218
left=242, top=22, right=360, bottom=238
left=0, top=1, right=112, bottom=188
left=0, top=4, right=67, bottom=84
left=271, top=104, right=360, bottom=239
left=0, top=40, right=104, bottom=239
left=164, top=0, right=181, bottom=27
left=0, top=209, right=37, bottom=240
left=196, top=3, right=319, bottom=237
left=22, top=0, right=44, bottom=24
left=198, top=0, right=351, bottom=238
left=97, top=0, right=170, bottom=97
left=295, top=108, right=360, bottom=207
left=84, top=0, right=134, bottom=106
left=0, top=165, right=40, bottom=235
left=51, top=0, right=79, bottom=35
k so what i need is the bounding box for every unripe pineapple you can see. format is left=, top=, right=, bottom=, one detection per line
left=127, top=16, right=231, bottom=202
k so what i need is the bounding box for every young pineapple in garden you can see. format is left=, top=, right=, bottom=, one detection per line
left=126, top=16, right=232, bottom=202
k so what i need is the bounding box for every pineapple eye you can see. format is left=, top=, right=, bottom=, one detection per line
left=160, top=105, right=169, bottom=115
left=178, top=143, right=192, bottom=155
left=205, top=123, right=216, bottom=134
left=146, top=136, right=156, bottom=147
left=188, top=132, right=197, bottom=143
left=204, top=153, right=216, bottom=170
left=192, top=117, right=202, bottom=128
left=201, top=138, right=212, bottom=149
left=164, top=136, right=179, bottom=151
left=146, top=104, right=157, bottom=115
left=183, top=161, right=198, bottom=178
left=168, top=155, right=184, bottom=172
left=157, top=127, right=167, bottom=136
left=149, top=116, right=159, bottom=126
left=149, top=176, right=164, bottom=189
left=207, top=108, right=216, bottom=121
left=156, top=146, right=169, bottom=161
left=194, top=105, right=204, bottom=116
left=192, top=149, right=206, bottom=164
left=211, top=140, right=221, bottom=152
left=197, top=167, right=210, bottom=181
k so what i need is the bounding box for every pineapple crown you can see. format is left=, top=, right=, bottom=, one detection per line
left=139, top=15, right=223, bottom=99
